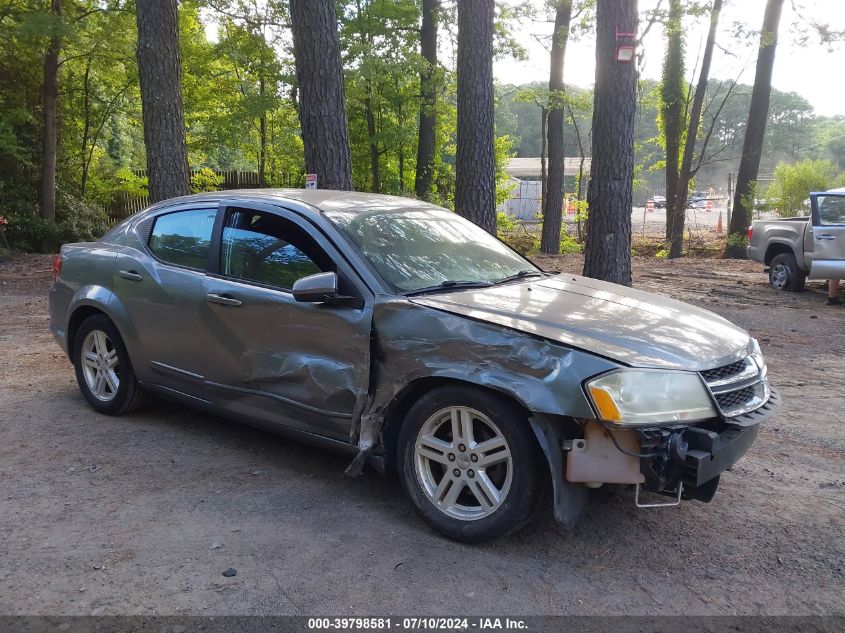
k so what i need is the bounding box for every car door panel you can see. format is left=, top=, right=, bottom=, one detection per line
left=198, top=204, right=373, bottom=441
left=200, top=277, right=370, bottom=439
left=810, top=193, right=845, bottom=279
left=113, top=205, right=218, bottom=396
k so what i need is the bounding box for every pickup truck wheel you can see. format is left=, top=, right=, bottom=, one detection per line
left=397, top=386, right=545, bottom=543
left=73, top=314, right=148, bottom=415
left=769, top=253, right=806, bottom=292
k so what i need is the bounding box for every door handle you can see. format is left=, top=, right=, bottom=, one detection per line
left=815, top=234, right=838, bottom=240
left=206, top=293, right=242, bottom=307
left=118, top=270, right=143, bottom=282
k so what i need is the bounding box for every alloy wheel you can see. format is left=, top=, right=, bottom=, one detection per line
left=414, top=406, right=513, bottom=521
left=80, top=329, right=120, bottom=402
left=771, top=263, right=790, bottom=289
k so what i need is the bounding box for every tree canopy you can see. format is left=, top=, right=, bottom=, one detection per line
left=0, top=0, right=842, bottom=266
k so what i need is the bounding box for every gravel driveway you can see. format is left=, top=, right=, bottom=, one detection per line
left=1, top=253, right=842, bottom=616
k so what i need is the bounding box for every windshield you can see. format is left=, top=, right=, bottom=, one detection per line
left=325, top=207, right=540, bottom=293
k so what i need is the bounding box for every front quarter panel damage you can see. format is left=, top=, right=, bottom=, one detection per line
left=346, top=298, right=619, bottom=475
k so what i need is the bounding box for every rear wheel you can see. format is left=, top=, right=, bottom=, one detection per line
left=397, top=386, right=545, bottom=542
left=73, top=314, right=147, bottom=415
left=769, top=253, right=806, bottom=292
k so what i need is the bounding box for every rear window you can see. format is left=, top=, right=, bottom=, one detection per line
left=148, top=209, right=217, bottom=269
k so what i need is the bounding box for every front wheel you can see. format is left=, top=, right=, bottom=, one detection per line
left=397, top=386, right=545, bottom=542
left=769, top=253, right=806, bottom=292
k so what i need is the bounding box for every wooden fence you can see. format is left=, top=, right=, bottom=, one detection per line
left=104, top=169, right=301, bottom=223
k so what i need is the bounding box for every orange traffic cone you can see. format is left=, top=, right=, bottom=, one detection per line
left=716, top=211, right=724, bottom=236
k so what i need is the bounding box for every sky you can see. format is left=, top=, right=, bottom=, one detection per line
left=494, top=0, right=845, bottom=117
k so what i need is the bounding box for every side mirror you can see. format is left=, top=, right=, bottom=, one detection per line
left=292, top=271, right=339, bottom=303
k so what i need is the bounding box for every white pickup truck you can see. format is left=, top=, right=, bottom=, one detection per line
left=748, top=188, right=845, bottom=291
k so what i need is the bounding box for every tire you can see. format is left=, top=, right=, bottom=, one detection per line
left=769, top=253, right=806, bottom=292
left=397, top=385, right=545, bottom=543
left=72, top=314, right=147, bottom=415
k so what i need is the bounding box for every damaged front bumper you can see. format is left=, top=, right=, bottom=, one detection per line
left=638, top=388, right=780, bottom=502
left=532, top=387, right=780, bottom=527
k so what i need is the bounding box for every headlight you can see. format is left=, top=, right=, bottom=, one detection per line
left=585, top=369, right=717, bottom=426
left=750, top=338, right=768, bottom=379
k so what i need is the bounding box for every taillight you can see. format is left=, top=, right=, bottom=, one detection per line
left=746, top=226, right=753, bottom=240
left=52, top=254, right=62, bottom=282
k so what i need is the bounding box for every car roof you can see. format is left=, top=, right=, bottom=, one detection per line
left=149, top=188, right=444, bottom=217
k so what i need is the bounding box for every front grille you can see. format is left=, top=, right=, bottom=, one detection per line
left=715, top=385, right=756, bottom=410
left=700, top=355, right=768, bottom=418
left=701, top=359, right=746, bottom=383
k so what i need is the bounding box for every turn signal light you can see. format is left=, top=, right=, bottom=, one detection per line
left=588, top=386, right=622, bottom=423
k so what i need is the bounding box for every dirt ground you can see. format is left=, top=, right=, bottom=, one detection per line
left=0, top=253, right=843, bottom=616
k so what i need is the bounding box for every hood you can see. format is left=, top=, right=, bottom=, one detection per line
left=409, top=273, right=750, bottom=371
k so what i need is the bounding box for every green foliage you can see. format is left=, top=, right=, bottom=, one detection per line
left=495, top=134, right=516, bottom=206
left=766, top=159, right=843, bottom=217
left=498, top=213, right=582, bottom=256
left=4, top=191, right=110, bottom=252
left=559, top=232, right=583, bottom=254
left=3, top=0, right=842, bottom=259
left=659, top=0, right=687, bottom=174
left=497, top=82, right=593, bottom=159
left=340, top=0, right=422, bottom=194
left=190, top=167, right=224, bottom=193
left=83, top=167, right=148, bottom=208
left=113, top=168, right=148, bottom=198
left=570, top=198, right=589, bottom=224
left=499, top=230, right=539, bottom=256
left=725, top=233, right=749, bottom=249
left=814, top=118, right=845, bottom=170
left=54, top=192, right=111, bottom=245
left=496, top=210, right=519, bottom=233
left=497, top=210, right=538, bottom=255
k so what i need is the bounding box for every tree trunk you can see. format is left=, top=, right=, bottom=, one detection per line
left=455, top=0, right=495, bottom=234
left=135, top=0, right=190, bottom=202
left=259, top=113, right=267, bottom=186
left=671, top=0, right=722, bottom=257
left=80, top=57, right=91, bottom=195
left=397, top=92, right=405, bottom=191
left=540, top=106, right=547, bottom=205
left=582, top=0, right=638, bottom=286
left=40, top=0, right=61, bottom=224
left=662, top=0, right=684, bottom=250
left=725, top=0, right=784, bottom=258
left=540, top=1, right=573, bottom=255
left=290, top=0, right=352, bottom=190
left=365, top=81, right=380, bottom=192
left=259, top=74, right=267, bottom=187
left=567, top=101, right=586, bottom=241
left=414, top=0, right=438, bottom=200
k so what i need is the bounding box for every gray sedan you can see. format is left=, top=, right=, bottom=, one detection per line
left=49, top=190, right=778, bottom=542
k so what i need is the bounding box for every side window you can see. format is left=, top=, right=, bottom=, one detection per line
left=818, top=196, right=845, bottom=226
left=149, top=208, right=216, bottom=269
left=220, top=208, right=331, bottom=289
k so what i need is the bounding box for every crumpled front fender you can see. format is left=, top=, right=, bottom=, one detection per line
left=345, top=299, right=619, bottom=475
